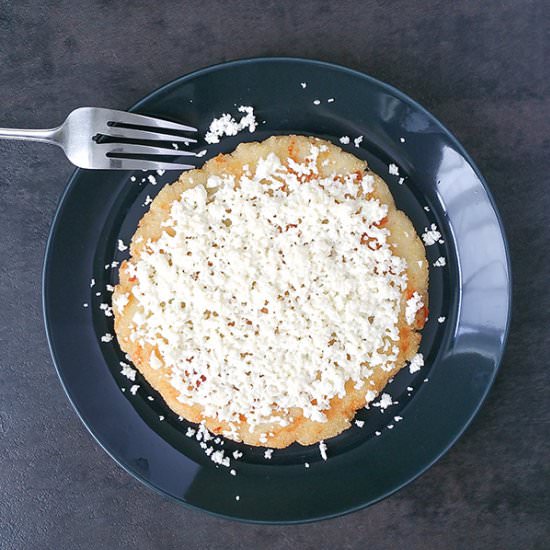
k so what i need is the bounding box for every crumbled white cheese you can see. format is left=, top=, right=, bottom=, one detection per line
left=156, top=169, right=165, bottom=176
left=125, top=146, right=410, bottom=430
left=117, top=239, right=128, bottom=252
left=147, top=174, right=157, bottom=186
left=185, top=427, right=196, bottom=437
left=377, top=393, right=393, bottom=409
left=305, top=462, right=310, bottom=468
left=90, top=278, right=95, bottom=288
left=235, top=495, right=240, bottom=501
left=172, top=143, right=179, bottom=150
left=400, top=137, right=405, bottom=143
left=394, top=416, right=403, bottom=422
left=264, top=449, right=273, bottom=459
left=159, top=415, right=165, bottom=421
left=409, top=353, right=424, bottom=373
left=130, top=384, right=140, bottom=395
left=130, top=176, right=136, bottom=182
left=424, top=206, right=430, bottom=212
left=106, top=284, right=114, bottom=292
left=83, top=303, right=88, bottom=308
left=232, top=450, right=243, bottom=460
left=422, top=224, right=441, bottom=246
left=388, top=424, right=394, bottom=429
left=313, top=99, right=321, bottom=105
left=196, top=149, right=207, bottom=158
left=230, top=469, right=236, bottom=476
left=353, top=136, right=363, bottom=148
left=120, top=362, right=136, bottom=381
left=398, top=177, right=404, bottom=185
left=405, top=291, right=424, bottom=325
left=327, top=98, right=335, bottom=103
left=143, top=195, right=153, bottom=206
left=99, top=303, right=113, bottom=317
left=434, top=256, right=446, bottom=267
left=355, top=420, right=365, bottom=428
left=204, top=106, right=257, bottom=144
left=339, top=136, right=350, bottom=144
left=375, top=431, right=381, bottom=436
left=101, top=333, right=114, bottom=343
left=319, top=441, right=328, bottom=461
left=388, top=163, right=399, bottom=176
left=300, top=82, right=307, bottom=89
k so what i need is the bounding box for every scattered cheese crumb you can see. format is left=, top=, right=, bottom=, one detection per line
left=172, top=143, right=179, bottom=150
left=327, top=98, right=335, bottom=103
left=398, top=177, right=404, bottom=185
left=82, top=303, right=88, bottom=308
left=400, top=137, right=405, bottom=143
left=300, top=82, right=307, bottom=89
left=235, top=495, right=240, bottom=501
left=196, top=149, right=207, bottom=158
left=90, top=278, right=95, bottom=288
left=438, top=316, right=446, bottom=323
left=319, top=441, right=328, bottom=461
left=313, top=99, right=321, bottom=105
left=355, top=420, right=365, bottom=428
left=232, top=450, right=243, bottom=460
left=339, top=136, right=350, bottom=144
left=130, top=176, right=136, bottom=182
left=353, top=136, right=363, bottom=148
left=377, top=393, right=393, bottom=410
left=205, top=106, right=257, bottom=144
left=159, top=415, right=165, bottom=421
left=156, top=169, right=165, bottom=176
left=422, top=224, right=441, bottom=246
left=375, top=431, right=381, bottom=436
left=130, top=384, right=140, bottom=395
left=424, top=206, right=430, bottom=212
left=388, top=163, right=399, bottom=176
left=264, top=449, right=273, bottom=459
left=117, top=239, right=128, bottom=252
left=434, top=257, right=446, bottom=267
left=409, top=353, right=424, bottom=373
left=100, top=333, right=113, bottom=343
left=120, top=362, right=136, bottom=381
left=147, top=174, right=157, bottom=186
left=305, top=462, right=310, bottom=468
left=147, top=396, right=154, bottom=401
left=143, top=195, right=153, bottom=206
left=230, top=469, right=236, bottom=476
left=186, top=427, right=196, bottom=437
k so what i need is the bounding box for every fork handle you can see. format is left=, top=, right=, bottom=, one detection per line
left=0, top=126, right=60, bottom=144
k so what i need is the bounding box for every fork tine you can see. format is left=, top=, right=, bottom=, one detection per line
left=103, top=126, right=197, bottom=143
left=105, top=158, right=196, bottom=171
left=97, top=143, right=197, bottom=156
left=106, top=110, right=197, bottom=133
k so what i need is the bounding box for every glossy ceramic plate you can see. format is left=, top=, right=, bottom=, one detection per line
left=43, top=58, right=511, bottom=523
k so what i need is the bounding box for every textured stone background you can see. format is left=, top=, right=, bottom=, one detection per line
left=0, top=1, right=548, bottom=548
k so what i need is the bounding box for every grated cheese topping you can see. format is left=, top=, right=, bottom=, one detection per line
left=405, top=291, right=424, bottom=325
left=122, top=146, right=412, bottom=430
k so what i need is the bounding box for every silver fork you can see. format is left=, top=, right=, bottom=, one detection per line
left=0, top=107, right=198, bottom=170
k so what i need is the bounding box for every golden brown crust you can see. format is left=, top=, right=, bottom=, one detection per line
left=113, top=135, right=428, bottom=448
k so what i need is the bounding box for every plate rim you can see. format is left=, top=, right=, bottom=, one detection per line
left=42, top=56, right=512, bottom=524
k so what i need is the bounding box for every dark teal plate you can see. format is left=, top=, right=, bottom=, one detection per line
left=43, top=58, right=511, bottom=523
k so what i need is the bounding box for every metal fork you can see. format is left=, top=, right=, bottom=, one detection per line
left=0, top=107, right=198, bottom=170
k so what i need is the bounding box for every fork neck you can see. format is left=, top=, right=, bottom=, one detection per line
left=0, top=126, right=61, bottom=144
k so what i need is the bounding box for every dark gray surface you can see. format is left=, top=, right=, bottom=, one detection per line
left=0, top=1, right=548, bottom=548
